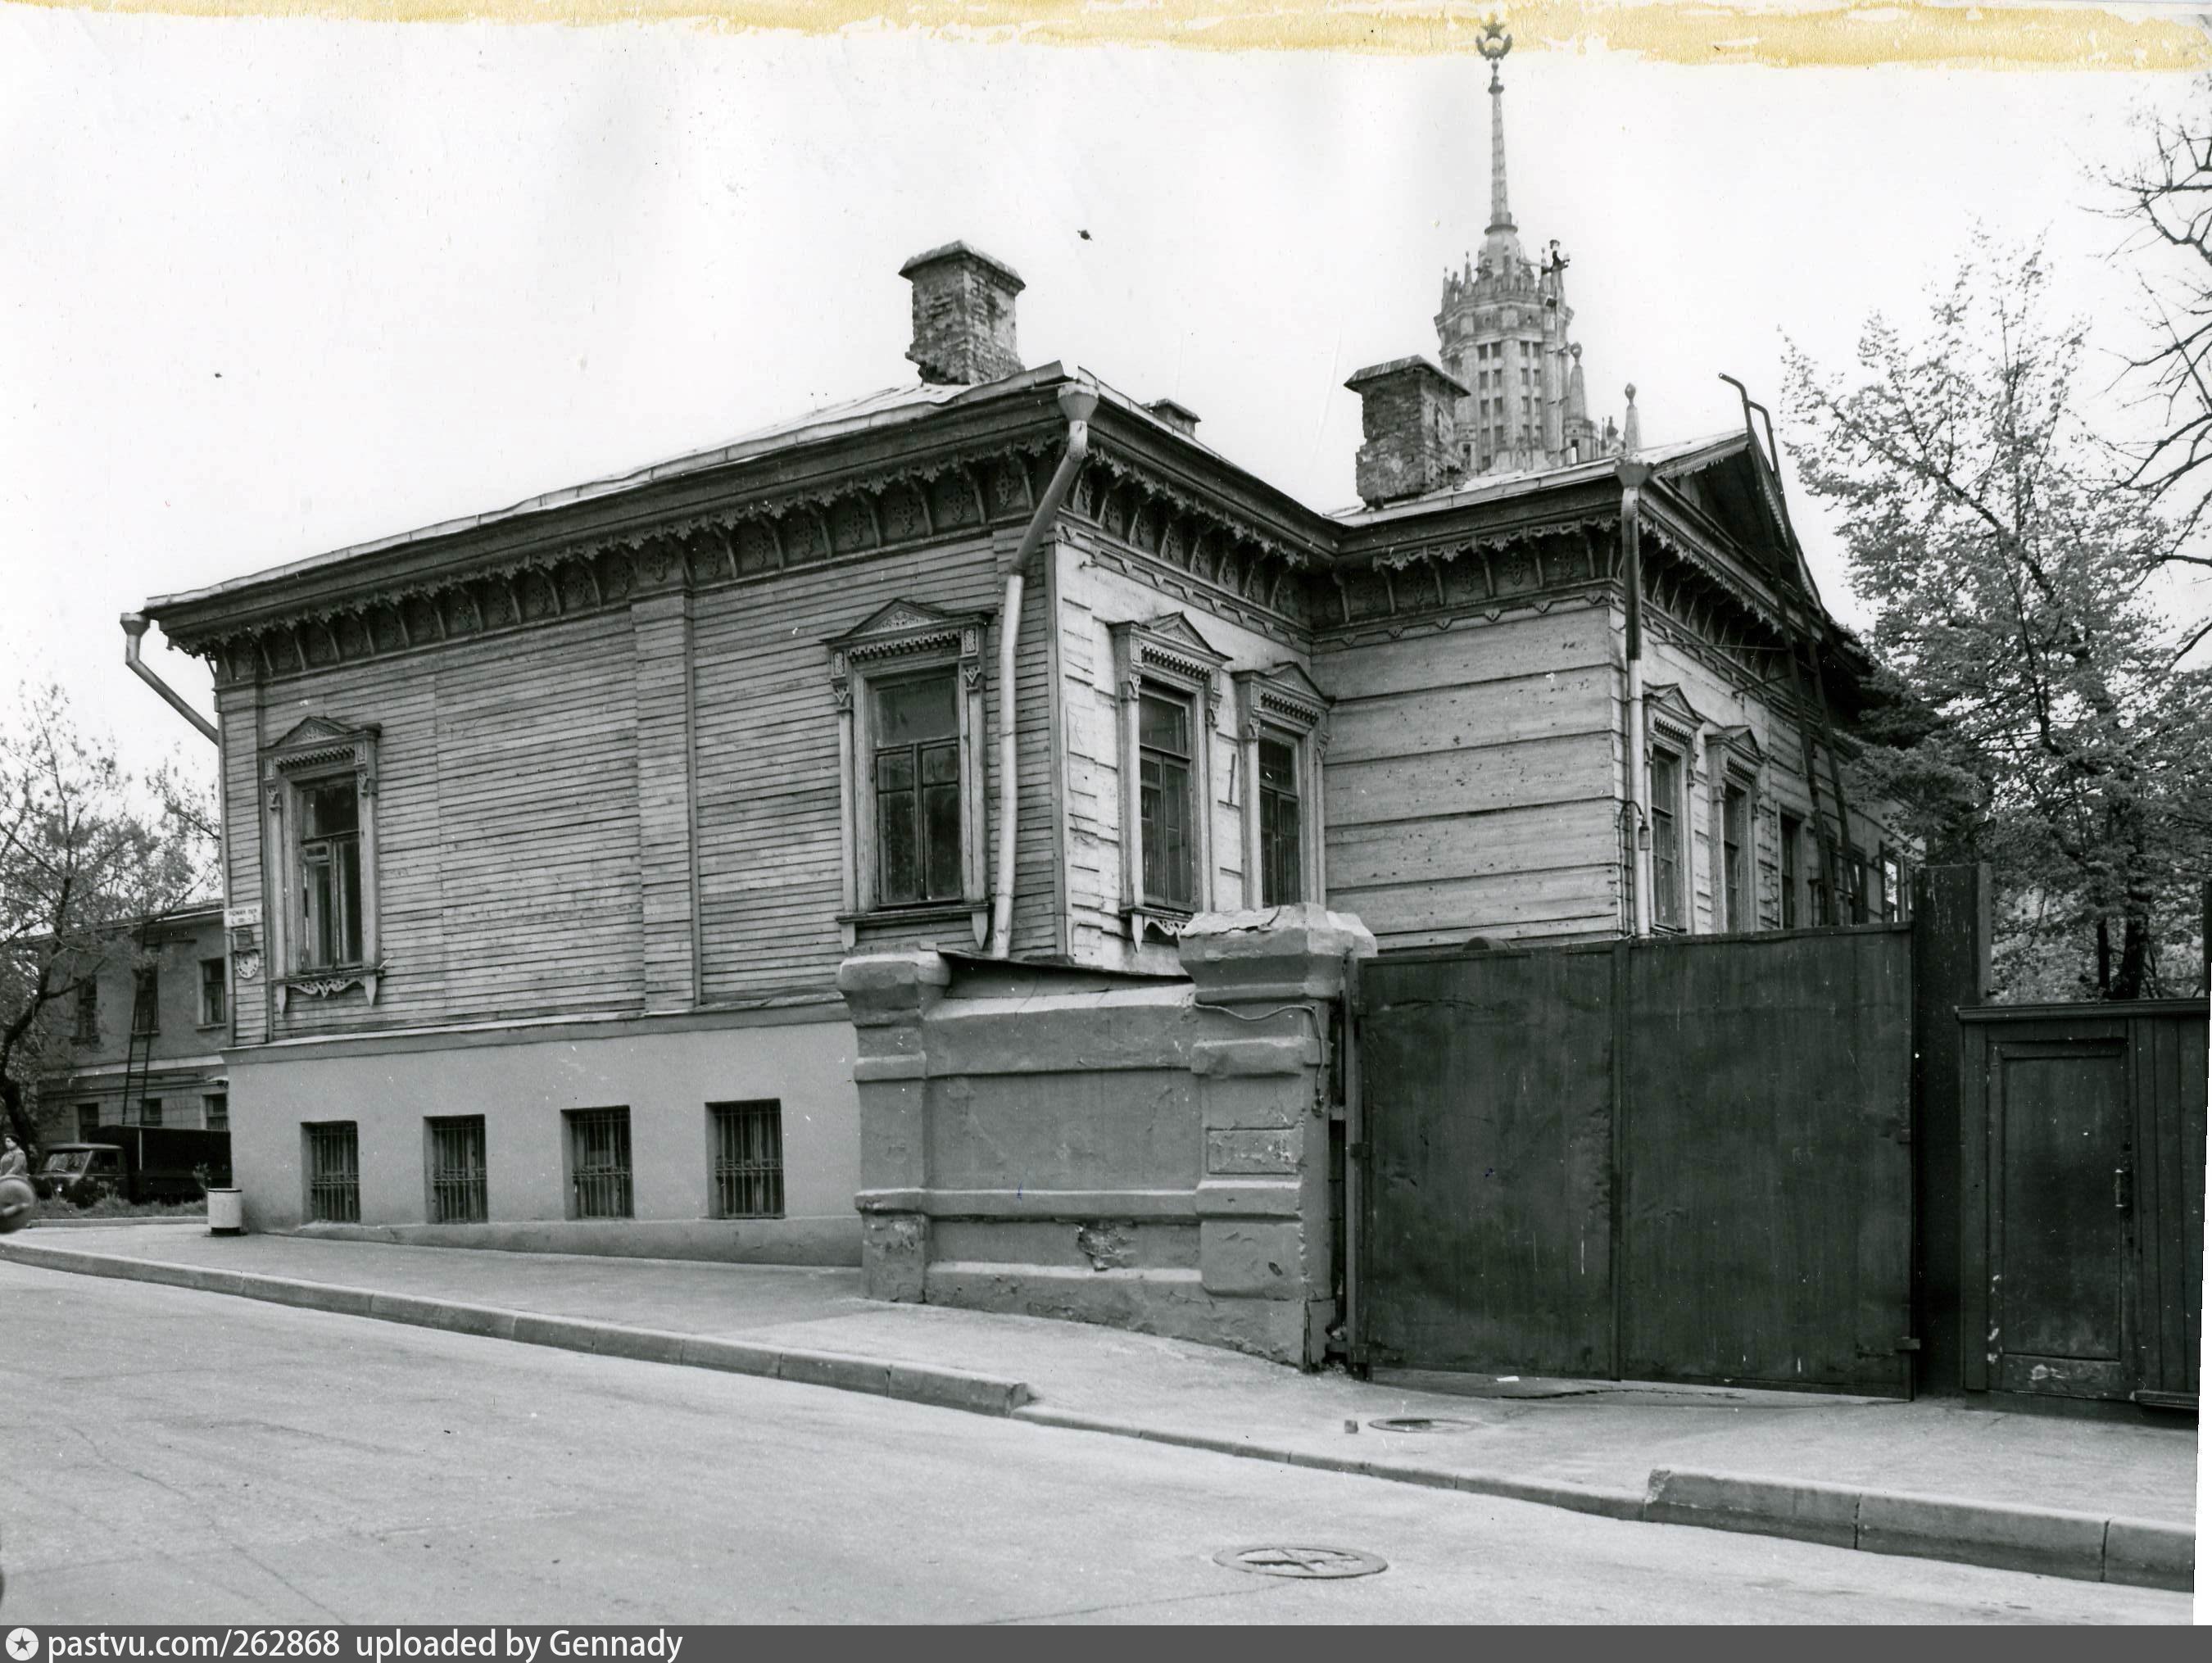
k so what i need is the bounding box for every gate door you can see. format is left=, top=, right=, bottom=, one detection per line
left=1358, top=928, right=1915, bottom=1396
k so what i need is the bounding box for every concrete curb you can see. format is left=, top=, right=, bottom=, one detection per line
left=1645, top=1468, right=2195, bottom=1593
left=2, top=1238, right=2191, bottom=1592
left=0, top=1238, right=1031, bottom=1421
left=1012, top=1406, right=1647, bottom=1520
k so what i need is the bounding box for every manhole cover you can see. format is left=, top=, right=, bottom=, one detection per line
left=1368, top=1416, right=1480, bottom=1434
left=1213, top=1546, right=1389, bottom=1579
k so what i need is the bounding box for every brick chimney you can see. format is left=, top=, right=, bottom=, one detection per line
left=900, top=242, right=1025, bottom=386
left=1145, top=398, right=1201, bottom=437
left=1345, top=356, right=1468, bottom=507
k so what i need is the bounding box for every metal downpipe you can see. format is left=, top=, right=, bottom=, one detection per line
left=986, top=382, right=1097, bottom=958
left=120, top=614, right=218, bottom=745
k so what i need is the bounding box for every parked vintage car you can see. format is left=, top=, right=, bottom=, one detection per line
left=33, top=1143, right=129, bottom=1205
left=33, top=1126, right=230, bottom=1206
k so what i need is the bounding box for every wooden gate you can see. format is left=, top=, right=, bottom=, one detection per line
left=1959, top=1001, right=2205, bottom=1408
left=1356, top=927, right=1915, bottom=1396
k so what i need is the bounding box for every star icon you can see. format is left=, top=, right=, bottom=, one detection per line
left=7, top=1629, right=40, bottom=1662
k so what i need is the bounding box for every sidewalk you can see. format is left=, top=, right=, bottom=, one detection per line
left=3, top=1223, right=2195, bottom=1589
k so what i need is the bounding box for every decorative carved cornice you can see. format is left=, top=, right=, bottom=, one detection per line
left=1067, top=445, right=1317, bottom=632
left=179, top=444, right=1060, bottom=689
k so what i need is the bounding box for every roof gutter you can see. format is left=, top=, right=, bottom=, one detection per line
left=120, top=614, right=218, bottom=745
left=986, top=382, right=1097, bottom=959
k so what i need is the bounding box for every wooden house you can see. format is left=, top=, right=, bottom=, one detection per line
left=136, top=60, right=1909, bottom=1257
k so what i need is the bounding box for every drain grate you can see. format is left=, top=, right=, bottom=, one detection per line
left=1367, top=1416, right=1480, bottom=1434
left=1213, top=1546, right=1389, bottom=1579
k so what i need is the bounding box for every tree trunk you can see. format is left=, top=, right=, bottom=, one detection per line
left=1, top=1075, right=44, bottom=1162
left=2096, top=916, right=2112, bottom=997
left=2112, top=909, right=2153, bottom=1000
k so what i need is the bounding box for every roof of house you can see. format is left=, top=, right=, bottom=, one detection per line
left=145, top=363, right=1271, bottom=616
left=1329, top=431, right=1745, bottom=527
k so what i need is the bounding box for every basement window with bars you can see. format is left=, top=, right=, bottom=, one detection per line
left=304, top=1121, right=360, bottom=1223
left=427, top=1114, right=488, bottom=1224
left=566, top=1107, right=632, bottom=1220
left=709, top=1100, right=785, bottom=1220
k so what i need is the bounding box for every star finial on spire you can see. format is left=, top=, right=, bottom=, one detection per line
left=1478, top=15, right=1515, bottom=237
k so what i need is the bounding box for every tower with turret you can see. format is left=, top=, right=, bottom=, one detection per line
left=1435, top=20, right=1616, bottom=476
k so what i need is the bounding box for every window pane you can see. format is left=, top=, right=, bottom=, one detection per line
left=1140, top=753, right=1194, bottom=909
left=303, top=781, right=358, bottom=839
left=873, top=674, right=957, bottom=745
left=304, top=850, right=333, bottom=964
left=1722, top=786, right=1748, bottom=929
left=1780, top=816, right=1801, bottom=928
left=1650, top=751, right=1682, bottom=929
left=922, top=751, right=962, bottom=902
left=875, top=749, right=915, bottom=793
left=1138, top=691, right=1190, bottom=758
left=876, top=768, right=918, bottom=905
left=339, top=838, right=363, bottom=963
left=1258, top=737, right=1301, bottom=906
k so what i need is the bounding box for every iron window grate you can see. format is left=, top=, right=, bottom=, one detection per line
left=428, top=1115, right=487, bottom=1224
left=710, top=1100, right=785, bottom=1220
left=305, top=1121, right=360, bottom=1223
left=567, top=1107, right=632, bottom=1220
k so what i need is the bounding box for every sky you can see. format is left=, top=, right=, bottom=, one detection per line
left=2, top=7, right=2205, bottom=786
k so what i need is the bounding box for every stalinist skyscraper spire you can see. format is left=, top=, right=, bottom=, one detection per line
left=1435, top=16, right=1613, bottom=476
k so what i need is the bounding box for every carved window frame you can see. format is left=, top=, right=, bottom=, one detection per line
left=261, top=718, right=383, bottom=1013
left=1110, top=615, right=1228, bottom=940
left=1707, top=725, right=1765, bottom=934
left=1231, top=664, right=1331, bottom=909
left=827, top=601, right=994, bottom=950
left=1643, top=684, right=1705, bottom=936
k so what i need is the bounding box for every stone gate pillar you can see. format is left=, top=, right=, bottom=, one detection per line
left=836, top=946, right=949, bottom=1302
left=1180, top=905, right=1376, bottom=1366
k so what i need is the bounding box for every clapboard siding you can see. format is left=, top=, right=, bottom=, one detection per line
left=1329, top=662, right=1614, bottom=759
left=216, top=683, right=266, bottom=1047
left=1313, top=604, right=1613, bottom=700
left=1316, top=607, right=1619, bottom=945
left=1326, top=732, right=1616, bottom=825
left=1328, top=801, right=1620, bottom=891
left=1632, top=628, right=1905, bottom=933
left=688, top=532, right=1063, bottom=999
left=252, top=660, right=446, bottom=1035
left=1055, top=532, right=1312, bottom=970
left=433, top=613, right=642, bottom=1020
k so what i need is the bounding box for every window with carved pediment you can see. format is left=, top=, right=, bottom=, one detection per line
left=1231, top=663, right=1331, bottom=909
left=1706, top=725, right=1765, bottom=934
left=827, top=600, right=994, bottom=949
left=1110, top=615, right=1228, bottom=938
left=262, top=717, right=383, bottom=1012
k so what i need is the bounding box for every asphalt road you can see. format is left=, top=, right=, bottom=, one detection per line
left=0, top=1262, right=2187, bottom=1624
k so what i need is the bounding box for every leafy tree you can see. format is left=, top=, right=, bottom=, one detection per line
left=1787, top=243, right=2212, bottom=999
left=0, top=685, right=215, bottom=1155
left=2107, top=76, right=2212, bottom=652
